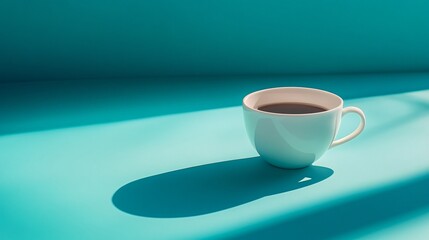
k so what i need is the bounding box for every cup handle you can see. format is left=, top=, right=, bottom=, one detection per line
left=330, top=107, right=366, bottom=148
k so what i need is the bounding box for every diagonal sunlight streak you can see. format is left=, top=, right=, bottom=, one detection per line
left=345, top=93, right=429, bottom=140
left=1, top=88, right=428, bottom=139
left=233, top=172, right=429, bottom=239
left=2, top=72, right=429, bottom=136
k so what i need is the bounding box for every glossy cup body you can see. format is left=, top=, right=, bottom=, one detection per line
left=243, top=87, right=343, bottom=169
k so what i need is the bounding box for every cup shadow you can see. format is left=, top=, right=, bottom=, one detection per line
left=112, top=157, right=333, bottom=218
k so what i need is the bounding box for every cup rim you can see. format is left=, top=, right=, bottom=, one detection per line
left=242, top=87, right=344, bottom=116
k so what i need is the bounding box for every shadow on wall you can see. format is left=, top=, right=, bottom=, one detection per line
left=234, top=172, right=429, bottom=239
left=112, top=157, right=333, bottom=217
left=1, top=72, right=429, bottom=135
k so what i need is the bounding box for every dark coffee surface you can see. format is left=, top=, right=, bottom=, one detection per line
left=258, top=103, right=327, bottom=114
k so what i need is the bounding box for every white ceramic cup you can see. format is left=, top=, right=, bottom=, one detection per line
left=243, top=87, right=366, bottom=169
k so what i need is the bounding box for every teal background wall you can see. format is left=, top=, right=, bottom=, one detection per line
left=1, top=0, right=429, bottom=82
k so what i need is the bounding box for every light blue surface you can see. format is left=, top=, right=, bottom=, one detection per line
left=1, top=85, right=428, bottom=239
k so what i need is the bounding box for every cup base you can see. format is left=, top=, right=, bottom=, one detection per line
left=263, top=157, right=314, bottom=169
